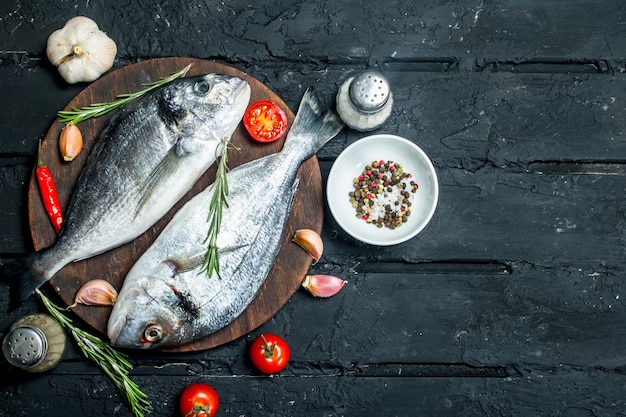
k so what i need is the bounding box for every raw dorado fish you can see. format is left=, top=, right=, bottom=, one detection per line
left=1, top=73, right=251, bottom=305
left=107, top=89, right=344, bottom=349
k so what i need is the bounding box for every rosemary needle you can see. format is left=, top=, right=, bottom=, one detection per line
left=57, top=63, right=193, bottom=125
left=36, top=289, right=152, bottom=417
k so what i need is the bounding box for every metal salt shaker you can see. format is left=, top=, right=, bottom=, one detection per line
left=2, top=313, right=66, bottom=373
left=336, top=70, right=393, bottom=131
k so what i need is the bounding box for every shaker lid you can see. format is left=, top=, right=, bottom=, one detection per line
left=2, top=325, right=47, bottom=368
left=348, top=71, right=391, bottom=113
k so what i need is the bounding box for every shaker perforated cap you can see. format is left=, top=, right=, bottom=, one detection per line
left=348, top=71, right=391, bottom=113
left=2, top=324, right=47, bottom=368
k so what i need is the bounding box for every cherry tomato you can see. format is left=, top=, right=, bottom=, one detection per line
left=243, top=100, right=288, bottom=143
left=179, top=383, right=219, bottom=417
left=249, top=333, right=290, bottom=374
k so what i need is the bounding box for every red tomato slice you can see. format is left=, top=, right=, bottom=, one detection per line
left=243, top=100, right=288, bottom=143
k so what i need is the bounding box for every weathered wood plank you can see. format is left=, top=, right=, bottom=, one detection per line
left=0, top=65, right=80, bottom=156
left=319, top=162, right=626, bottom=269
left=1, top=1, right=626, bottom=416
left=1, top=367, right=623, bottom=417
left=3, top=65, right=625, bottom=161
left=3, top=0, right=626, bottom=67
left=281, top=269, right=626, bottom=368
left=0, top=158, right=32, bottom=254
left=4, top=261, right=620, bottom=369
left=318, top=70, right=626, bottom=164
left=4, top=67, right=626, bottom=255
left=5, top=155, right=626, bottom=267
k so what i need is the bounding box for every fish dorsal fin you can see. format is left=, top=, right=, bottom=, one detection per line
left=135, top=143, right=185, bottom=218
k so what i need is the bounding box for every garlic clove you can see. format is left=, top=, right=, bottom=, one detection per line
left=47, top=16, right=117, bottom=84
left=59, top=123, right=83, bottom=161
left=68, top=279, right=118, bottom=309
left=292, top=229, right=323, bottom=263
left=301, top=274, right=347, bottom=298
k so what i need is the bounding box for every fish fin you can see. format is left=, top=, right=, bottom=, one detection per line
left=0, top=252, right=48, bottom=309
left=284, top=88, right=345, bottom=152
left=135, top=146, right=184, bottom=218
left=167, top=244, right=249, bottom=275
left=167, top=252, right=206, bottom=274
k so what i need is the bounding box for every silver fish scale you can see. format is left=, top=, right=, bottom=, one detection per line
left=108, top=89, right=345, bottom=349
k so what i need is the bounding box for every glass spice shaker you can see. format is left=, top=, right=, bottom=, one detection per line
left=2, top=313, right=66, bottom=373
left=336, top=70, right=393, bottom=131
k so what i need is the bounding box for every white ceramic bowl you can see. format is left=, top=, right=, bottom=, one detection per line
left=327, top=134, right=439, bottom=246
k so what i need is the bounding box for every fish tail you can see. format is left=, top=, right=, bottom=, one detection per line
left=0, top=251, right=50, bottom=308
left=285, top=88, right=344, bottom=153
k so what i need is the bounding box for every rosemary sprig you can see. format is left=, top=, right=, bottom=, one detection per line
left=36, top=289, right=152, bottom=417
left=200, top=137, right=238, bottom=278
left=57, top=64, right=193, bottom=125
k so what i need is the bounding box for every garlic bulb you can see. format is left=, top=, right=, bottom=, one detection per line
left=46, top=16, right=117, bottom=84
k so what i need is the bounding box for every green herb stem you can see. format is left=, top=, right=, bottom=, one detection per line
left=36, top=289, right=152, bottom=417
left=200, top=137, right=238, bottom=278
left=57, top=64, right=193, bottom=125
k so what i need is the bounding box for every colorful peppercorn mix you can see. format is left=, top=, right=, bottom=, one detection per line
left=349, top=160, right=418, bottom=230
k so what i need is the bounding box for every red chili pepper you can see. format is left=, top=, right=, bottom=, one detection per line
left=36, top=140, right=63, bottom=234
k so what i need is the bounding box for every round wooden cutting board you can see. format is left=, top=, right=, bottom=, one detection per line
left=27, top=57, right=322, bottom=352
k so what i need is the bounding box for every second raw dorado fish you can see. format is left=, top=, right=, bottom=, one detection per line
left=108, top=89, right=344, bottom=349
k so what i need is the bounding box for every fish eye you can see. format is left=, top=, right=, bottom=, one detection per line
left=143, top=323, right=163, bottom=343
left=193, top=80, right=211, bottom=96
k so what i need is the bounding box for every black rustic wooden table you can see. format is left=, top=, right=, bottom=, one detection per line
left=2, top=1, right=626, bottom=416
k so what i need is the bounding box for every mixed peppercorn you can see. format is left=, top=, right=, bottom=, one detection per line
left=349, top=159, right=418, bottom=230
